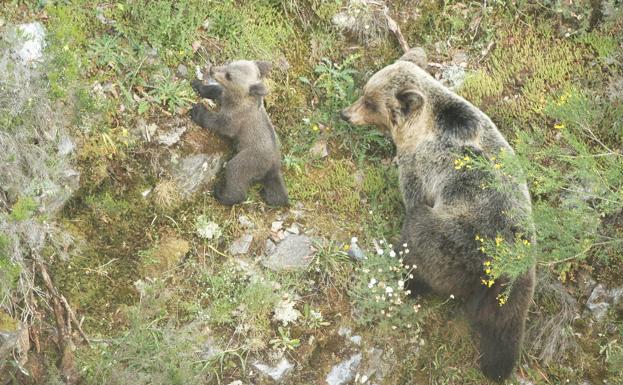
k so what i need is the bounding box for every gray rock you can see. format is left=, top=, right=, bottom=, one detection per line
left=265, top=239, right=277, bottom=255
left=171, top=153, right=224, bottom=197
left=285, top=223, right=300, bottom=235
left=253, top=357, right=294, bottom=382
left=57, top=136, right=75, bottom=156
left=310, top=140, right=329, bottom=158
left=440, top=65, right=466, bottom=91
left=586, top=283, right=623, bottom=321
left=176, top=64, right=188, bottom=78
left=326, top=353, right=362, bottom=385
left=238, top=215, right=255, bottom=229
left=229, top=234, right=253, bottom=255
left=271, top=221, right=284, bottom=232
left=349, top=335, right=362, bottom=346
left=347, top=242, right=366, bottom=262
left=157, top=124, right=187, bottom=146
left=10, top=23, right=46, bottom=65
left=262, top=235, right=315, bottom=271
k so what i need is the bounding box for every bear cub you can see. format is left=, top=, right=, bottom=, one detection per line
left=190, top=60, right=289, bottom=207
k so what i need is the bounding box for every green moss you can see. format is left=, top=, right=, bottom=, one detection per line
left=9, top=196, right=37, bottom=221
left=287, top=158, right=360, bottom=219
left=460, top=24, right=589, bottom=131
left=0, top=311, right=18, bottom=332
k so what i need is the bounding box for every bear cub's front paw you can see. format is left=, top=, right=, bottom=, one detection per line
left=190, top=103, right=207, bottom=123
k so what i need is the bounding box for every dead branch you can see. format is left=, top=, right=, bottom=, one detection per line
left=384, top=8, right=409, bottom=53
left=36, top=261, right=81, bottom=385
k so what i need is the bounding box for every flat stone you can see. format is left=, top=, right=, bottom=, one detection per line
left=253, top=357, right=294, bottom=382
left=440, top=65, right=466, bottom=91
left=171, top=153, right=224, bottom=197
left=157, top=124, right=187, bottom=146
left=271, top=221, right=284, bottom=232
left=310, top=140, right=329, bottom=158
left=228, top=234, right=253, bottom=255
left=262, top=235, right=315, bottom=272
left=285, top=223, right=300, bottom=235
left=586, top=283, right=623, bottom=321
left=10, top=23, right=46, bottom=65
left=326, top=353, right=362, bottom=385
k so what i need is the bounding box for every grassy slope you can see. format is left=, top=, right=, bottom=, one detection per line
left=1, top=0, right=622, bottom=384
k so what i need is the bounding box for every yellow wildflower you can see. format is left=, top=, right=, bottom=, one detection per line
left=554, top=123, right=565, bottom=130
left=494, top=163, right=502, bottom=170
left=495, top=235, right=503, bottom=246
left=484, top=260, right=491, bottom=266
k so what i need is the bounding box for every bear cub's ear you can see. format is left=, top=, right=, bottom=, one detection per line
left=255, top=61, right=272, bottom=78
left=249, top=82, right=268, bottom=97
left=396, top=89, right=424, bottom=116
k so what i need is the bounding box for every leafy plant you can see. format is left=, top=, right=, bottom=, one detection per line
left=269, top=326, right=300, bottom=351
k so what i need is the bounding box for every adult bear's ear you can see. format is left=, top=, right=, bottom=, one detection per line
left=398, top=47, right=427, bottom=69
left=249, top=82, right=268, bottom=97
left=255, top=61, right=272, bottom=78
left=396, top=89, right=424, bottom=117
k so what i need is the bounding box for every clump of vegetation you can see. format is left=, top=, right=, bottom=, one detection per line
left=349, top=239, right=422, bottom=333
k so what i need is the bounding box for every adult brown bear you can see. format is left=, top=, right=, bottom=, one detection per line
left=341, top=48, right=536, bottom=381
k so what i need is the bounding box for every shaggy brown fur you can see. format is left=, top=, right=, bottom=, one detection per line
left=190, top=60, right=288, bottom=206
left=341, top=48, right=536, bottom=381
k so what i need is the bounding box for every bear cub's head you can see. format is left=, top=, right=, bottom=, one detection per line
left=340, top=48, right=429, bottom=141
left=210, top=60, right=272, bottom=100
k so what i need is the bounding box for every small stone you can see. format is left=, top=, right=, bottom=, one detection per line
left=310, top=140, right=329, bottom=158
left=326, top=353, right=362, bottom=385
left=440, top=65, right=466, bottom=91
left=271, top=221, right=284, bottom=232
left=348, top=242, right=366, bottom=262
left=254, top=357, right=294, bottom=382
left=586, top=283, right=623, bottom=321
left=285, top=223, right=300, bottom=235
left=349, top=335, right=362, bottom=346
left=228, top=234, right=253, bottom=255
left=157, top=124, right=187, bottom=146
left=227, top=381, right=243, bottom=385
left=451, top=50, right=469, bottom=67
left=262, top=235, right=315, bottom=271
left=338, top=327, right=352, bottom=337
left=176, top=64, right=188, bottom=78
left=11, top=23, right=46, bottom=65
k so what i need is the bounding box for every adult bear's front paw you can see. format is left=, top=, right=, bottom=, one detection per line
left=191, top=79, right=204, bottom=95
left=190, top=103, right=207, bottom=123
